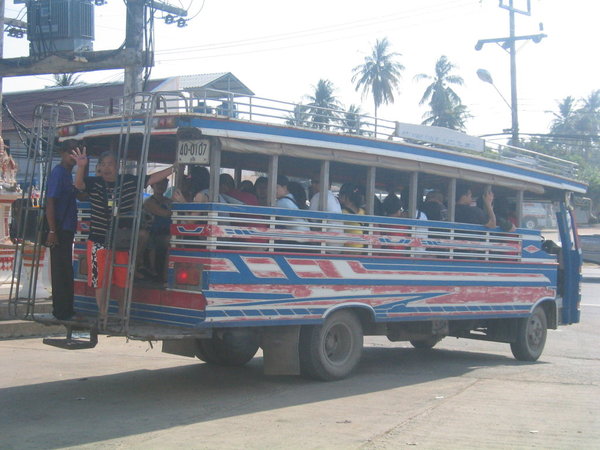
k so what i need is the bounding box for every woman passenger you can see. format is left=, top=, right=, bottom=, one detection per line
left=339, top=183, right=365, bottom=248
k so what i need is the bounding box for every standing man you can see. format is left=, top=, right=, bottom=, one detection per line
left=72, top=148, right=173, bottom=320
left=46, top=140, right=79, bottom=320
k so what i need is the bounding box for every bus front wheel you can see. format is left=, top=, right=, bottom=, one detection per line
left=510, top=306, right=547, bottom=361
left=195, top=331, right=259, bottom=367
left=299, top=310, right=363, bottom=381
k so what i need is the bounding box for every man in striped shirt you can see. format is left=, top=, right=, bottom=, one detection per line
left=73, top=148, right=173, bottom=320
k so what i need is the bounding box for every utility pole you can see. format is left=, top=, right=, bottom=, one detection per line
left=475, top=0, right=546, bottom=146
left=124, top=0, right=145, bottom=104
left=508, top=5, right=518, bottom=146
left=0, top=1, right=187, bottom=99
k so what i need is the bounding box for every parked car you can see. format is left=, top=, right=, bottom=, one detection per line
left=580, top=235, right=600, bottom=264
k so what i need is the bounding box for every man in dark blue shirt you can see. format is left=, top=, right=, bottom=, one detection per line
left=455, top=184, right=497, bottom=229
left=46, top=140, right=79, bottom=320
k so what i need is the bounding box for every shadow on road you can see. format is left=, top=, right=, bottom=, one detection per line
left=0, top=345, right=539, bottom=448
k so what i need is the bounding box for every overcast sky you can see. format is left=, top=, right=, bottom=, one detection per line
left=3, top=0, right=599, bottom=141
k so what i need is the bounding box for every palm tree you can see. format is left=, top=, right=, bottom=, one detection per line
left=352, top=38, right=404, bottom=118
left=286, top=104, right=310, bottom=127
left=305, top=79, right=341, bottom=130
left=52, top=73, right=84, bottom=87
left=575, top=89, right=600, bottom=136
left=342, top=104, right=365, bottom=135
left=414, top=55, right=469, bottom=131
left=547, top=91, right=600, bottom=162
left=550, top=96, right=578, bottom=135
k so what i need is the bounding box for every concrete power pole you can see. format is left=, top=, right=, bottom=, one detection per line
left=475, top=0, right=546, bottom=146
left=124, top=0, right=145, bottom=103
left=508, top=6, right=518, bottom=146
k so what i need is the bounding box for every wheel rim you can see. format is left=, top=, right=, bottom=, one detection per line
left=323, top=322, right=353, bottom=364
left=527, top=313, right=545, bottom=350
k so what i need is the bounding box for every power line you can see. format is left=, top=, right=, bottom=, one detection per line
left=154, top=0, right=475, bottom=57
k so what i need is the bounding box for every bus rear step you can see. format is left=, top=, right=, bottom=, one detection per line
left=43, top=326, right=98, bottom=350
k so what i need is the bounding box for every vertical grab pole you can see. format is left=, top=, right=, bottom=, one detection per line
left=318, top=160, right=330, bottom=253
left=207, top=138, right=222, bottom=251
left=267, top=155, right=279, bottom=252
left=365, top=166, right=376, bottom=256
left=515, top=190, right=524, bottom=227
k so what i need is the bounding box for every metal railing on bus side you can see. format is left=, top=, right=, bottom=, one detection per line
left=169, top=203, right=526, bottom=262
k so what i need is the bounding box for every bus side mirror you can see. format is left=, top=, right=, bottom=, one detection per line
left=542, top=239, right=561, bottom=255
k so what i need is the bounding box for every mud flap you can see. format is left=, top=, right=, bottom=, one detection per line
left=261, top=326, right=301, bottom=375
left=162, top=338, right=198, bottom=357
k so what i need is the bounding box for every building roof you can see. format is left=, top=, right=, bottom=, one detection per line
left=2, top=72, right=253, bottom=132
left=175, top=72, right=254, bottom=97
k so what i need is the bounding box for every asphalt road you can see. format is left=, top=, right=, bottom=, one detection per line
left=1, top=284, right=599, bottom=449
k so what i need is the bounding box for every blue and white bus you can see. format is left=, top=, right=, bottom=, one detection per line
left=39, top=89, right=583, bottom=380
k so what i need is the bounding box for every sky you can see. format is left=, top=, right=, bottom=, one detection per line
left=3, top=0, right=599, bottom=141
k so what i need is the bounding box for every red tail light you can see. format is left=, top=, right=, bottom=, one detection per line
left=174, top=263, right=201, bottom=287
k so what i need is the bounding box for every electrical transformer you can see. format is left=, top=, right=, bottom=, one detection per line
left=26, top=0, right=95, bottom=57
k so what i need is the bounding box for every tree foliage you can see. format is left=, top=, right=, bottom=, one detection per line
left=414, top=55, right=470, bottom=131
left=52, top=73, right=84, bottom=87
left=524, top=90, right=600, bottom=206
left=305, top=79, right=342, bottom=130
left=352, top=37, right=404, bottom=118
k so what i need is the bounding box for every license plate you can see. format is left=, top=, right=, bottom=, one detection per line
left=177, top=139, right=210, bottom=164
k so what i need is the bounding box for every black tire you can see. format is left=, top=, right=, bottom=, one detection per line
left=194, top=331, right=259, bottom=366
left=299, top=310, right=363, bottom=381
left=410, top=336, right=442, bottom=349
left=510, top=306, right=547, bottom=361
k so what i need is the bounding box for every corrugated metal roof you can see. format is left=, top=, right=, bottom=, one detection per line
left=2, top=79, right=165, bottom=131
left=176, top=72, right=254, bottom=97
left=2, top=72, right=253, bottom=131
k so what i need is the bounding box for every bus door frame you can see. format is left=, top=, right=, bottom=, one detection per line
left=557, top=199, right=582, bottom=325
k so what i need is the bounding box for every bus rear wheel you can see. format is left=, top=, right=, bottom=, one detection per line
left=299, top=310, right=363, bottom=381
left=510, top=306, right=547, bottom=361
left=195, top=331, right=259, bottom=367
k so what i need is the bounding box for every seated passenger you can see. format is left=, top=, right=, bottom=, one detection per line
left=455, top=184, right=497, bottom=228
left=493, top=197, right=517, bottom=232
left=275, top=175, right=309, bottom=231
left=219, top=174, right=259, bottom=205
left=309, top=178, right=342, bottom=213
left=172, top=166, right=211, bottom=203
left=239, top=180, right=256, bottom=195
left=382, top=194, right=409, bottom=251
left=339, top=182, right=365, bottom=248
left=254, top=176, right=268, bottom=206
left=141, top=179, right=172, bottom=281
left=420, top=190, right=447, bottom=221
left=287, top=181, right=309, bottom=209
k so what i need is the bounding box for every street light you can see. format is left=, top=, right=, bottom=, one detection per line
left=476, top=68, right=513, bottom=113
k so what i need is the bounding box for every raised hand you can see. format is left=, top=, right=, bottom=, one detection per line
left=71, top=146, right=88, bottom=168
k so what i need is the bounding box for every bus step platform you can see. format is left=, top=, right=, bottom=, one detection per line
left=43, top=327, right=98, bottom=350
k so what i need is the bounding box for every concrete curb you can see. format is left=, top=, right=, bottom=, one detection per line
left=582, top=277, right=600, bottom=284
left=0, top=319, right=65, bottom=340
